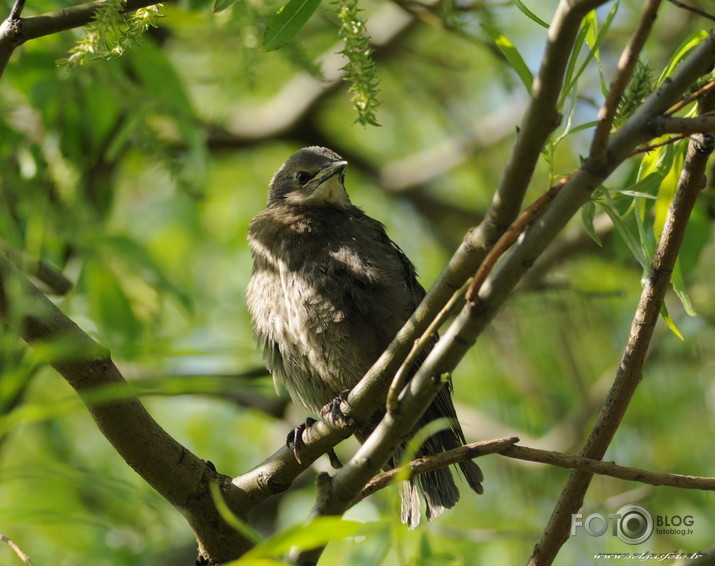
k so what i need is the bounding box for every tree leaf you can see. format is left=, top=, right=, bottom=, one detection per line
left=657, top=30, right=708, bottom=84
left=671, top=257, right=697, bottom=317
left=237, top=517, right=368, bottom=561
left=480, top=22, right=533, bottom=94
left=88, top=234, right=194, bottom=313
left=212, top=0, right=237, bottom=13
left=597, top=198, right=648, bottom=271
left=581, top=200, right=602, bottom=246
left=514, top=0, right=549, bottom=29
left=660, top=303, right=684, bottom=341
left=263, top=0, right=322, bottom=51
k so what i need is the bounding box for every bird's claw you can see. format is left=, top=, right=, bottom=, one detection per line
left=319, top=390, right=354, bottom=429
left=286, top=416, right=343, bottom=469
left=286, top=417, right=316, bottom=464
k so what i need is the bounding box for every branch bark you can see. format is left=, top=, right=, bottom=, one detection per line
left=0, top=253, right=254, bottom=564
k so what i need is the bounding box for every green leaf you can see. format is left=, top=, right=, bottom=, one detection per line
left=514, top=0, right=549, bottom=29
left=480, top=23, right=533, bottom=94
left=560, top=2, right=619, bottom=108
left=263, top=0, right=322, bottom=51
left=82, top=258, right=143, bottom=349
left=657, top=30, right=708, bottom=85
left=671, top=258, right=697, bottom=317
left=581, top=200, right=602, bottom=246
left=209, top=482, right=263, bottom=545
left=88, top=234, right=193, bottom=313
left=660, top=303, right=684, bottom=341
left=235, top=517, right=369, bottom=562
left=597, top=198, right=648, bottom=270
left=213, top=0, right=237, bottom=13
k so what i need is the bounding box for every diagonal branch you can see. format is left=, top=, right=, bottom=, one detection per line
left=588, top=0, right=662, bottom=166
left=0, top=253, right=255, bottom=564
left=0, top=534, right=34, bottom=566
left=8, top=0, right=26, bottom=21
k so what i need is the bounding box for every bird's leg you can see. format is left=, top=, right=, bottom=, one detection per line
left=319, top=389, right=354, bottom=428
left=286, top=416, right=343, bottom=469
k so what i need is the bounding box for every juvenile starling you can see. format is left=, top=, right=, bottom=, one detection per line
left=247, top=146, right=483, bottom=528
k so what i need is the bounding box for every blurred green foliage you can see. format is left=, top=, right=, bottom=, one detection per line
left=1, top=0, right=714, bottom=564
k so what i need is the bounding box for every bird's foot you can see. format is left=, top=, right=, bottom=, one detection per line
left=319, top=390, right=354, bottom=429
left=286, top=417, right=316, bottom=464
left=286, top=417, right=343, bottom=469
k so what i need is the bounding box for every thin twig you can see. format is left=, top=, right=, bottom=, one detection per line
left=628, top=134, right=689, bottom=157
left=0, top=534, right=34, bottom=566
left=666, top=0, right=715, bottom=22
left=503, top=445, right=715, bottom=491
left=357, top=436, right=519, bottom=502
left=666, top=79, right=715, bottom=115
left=589, top=0, right=663, bottom=165
left=465, top=176, right=569, bottom=303
left=386, top=279, right=470, bottom=412
left=8, top=0, right=26, bottom=20
left=357, top=438, right=715, bottom=503
left=0, top=0, right=164, bottom=78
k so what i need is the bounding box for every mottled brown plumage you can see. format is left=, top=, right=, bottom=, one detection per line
left=247, top=146, right=483, bottom=528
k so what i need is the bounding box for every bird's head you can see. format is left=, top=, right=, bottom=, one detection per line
left=268, top=146, right=350, bottom=208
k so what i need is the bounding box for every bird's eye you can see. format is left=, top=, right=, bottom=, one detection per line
left=295, top=171, right=311, bottom=185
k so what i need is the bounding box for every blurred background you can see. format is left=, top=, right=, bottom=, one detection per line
left=0, top=0, right=713, bottom=564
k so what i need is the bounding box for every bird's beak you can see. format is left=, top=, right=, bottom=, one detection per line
left=317, top=160, right=348, bottom=185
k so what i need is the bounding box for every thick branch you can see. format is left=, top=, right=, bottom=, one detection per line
left=0, top=253, right=254, bottom=564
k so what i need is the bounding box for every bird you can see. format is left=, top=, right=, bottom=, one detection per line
left=246, top=146, right=483, bottom=528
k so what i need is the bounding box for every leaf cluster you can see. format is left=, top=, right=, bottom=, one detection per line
left=63, top=0, right=163, bottom=66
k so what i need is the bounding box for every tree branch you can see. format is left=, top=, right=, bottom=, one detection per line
left=358, top=437, right=519, bottom=502
left=359, top=438, right=715, bottom=502
left=589, top=0, right=662, bottom=166
left=8, top=0, right=26, bottom=21
left=666, top=0, right=715, bottom=22
left=527, top=76, right=715, bottom=566
left=502, top=445, right=715, bottom=491
left=652, top=113, right=715, bottom=135
left=277, top=10, right=715, bottom=566
left=0, top=534, right=34, bottom=566
left=0, top=243, right=73, bottom=295
left=0, top=253, right=255, bottom=564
